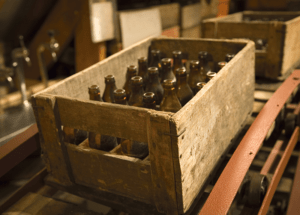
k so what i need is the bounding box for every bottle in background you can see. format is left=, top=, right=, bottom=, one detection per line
left=225, top=53, right=235, bottom=62
left=114, top=89, right=128, bottom=105
left=194, top=82, right=206, bottom=94
left=138, top=57, right=148, bottom=88
left=128, top=76, right=144, bottom=107
left=188, top=60, right=203, bottom=93
left=145, top=67, right=164, bottom=104
left=123, top=65, right=137, bottom=100
left=160, top=79, right=182, bottom=113
left=103, top=75, right=117, bottom=103
left=161, top=58, right=176, bottom=83
left=173, top=50, right=183, bottom=76
left=149, top=50, right=162, bottom=78
left=176, top=67, right=194, bottom=106
left=88, top=85, right=118, bottom=151
left=206, top=72, right=217, bottom=81
left=198, top=51, right=211, bottom=73
left=218, top=61, right=227, bottom=72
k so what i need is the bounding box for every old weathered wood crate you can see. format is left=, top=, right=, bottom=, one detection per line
left=202, top=11, right=300, bottom=79
left=32, top=37, right=255, bottom=214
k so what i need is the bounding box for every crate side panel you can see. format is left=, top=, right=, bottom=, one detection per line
left=67, top=143, right=153, bottom=204
left=181, top=25, right=201, bottom=39
left=32, top=94, right=73, bottom=185
left=173, top=42, right=255, bottom=212
left=39, top=38, right=152, bottom=99
left=56, top=96, right=149, bottom=142
left=243, top=11, right=300, bottom=22
left=150, top=38, right=246, bottom=66
left=282, top=16, right=300, bottom=76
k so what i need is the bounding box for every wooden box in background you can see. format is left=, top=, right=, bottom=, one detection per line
left=202, top=11, right=300, bottom=79
left=32, top=37, right=255, bottom=214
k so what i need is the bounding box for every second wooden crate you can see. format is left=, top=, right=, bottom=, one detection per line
left=32, top=37, right=255, bottom=214
left=202, top=11, right=300, bottom=79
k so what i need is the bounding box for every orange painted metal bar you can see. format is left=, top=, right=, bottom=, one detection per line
left=286, top=144, right=300, bottom=215
left=218, top=0, right=230, bottom=17
left=258, top=127, right=299, bottom=215
left=199, top=70, right=300, bottom=215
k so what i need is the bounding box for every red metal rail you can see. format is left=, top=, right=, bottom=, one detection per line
left=199, top=70, right=300, bottom=215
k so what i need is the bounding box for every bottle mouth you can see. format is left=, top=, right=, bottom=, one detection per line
left=114, top=89, right=127, bottom=100
left=172, top=50, right=182, bottom=58
left=131, top=76, right=143, bottom=85
left=88, top=85, right=100, bottom=94
left=138, top=57, right=147, bottom=63
left=127, top=65, right=137, bottom=73
left=198, top=51, right=208, bottom=58
left=218, top=61, right=227, bottom=69
left=163, top=79, right=175, bottom=89
left=143, top=92, right=156, bottom=103
left=161, top=58, right=172, bottom=66
left=176, top=67, right=187, bottom=77
left=105, top=75, right=115, bottom=83
left=196, top=82, right=206, bottom=90
left=207, top=72, right=216, bottom=80
left=151, top=50, right=161, bottom=56
left=148, top=67, right=159, bottom=74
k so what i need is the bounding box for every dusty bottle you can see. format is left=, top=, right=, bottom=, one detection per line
left=145, top=67, right=164, bottom=104
left=143, top=92, right=156, bottom=110
left=198, top=51, right=211, bottom=73
left=128, top=76, right=144, bottom=107
left=123, top=65, right=137, bottom=100
left=88, top=85, right=118, bottom=151
left=160, top=79, right=182, bottom=113
left=206, top=72, right=216, bottom=81
left=173, top=50, right=183, bottom=76
left=176, top=67, right=194, bottom=106
left=188, top=60, right=204, bottom=93
left=103, top=75, right=117, bottom=103
left=114, top=89, right=128, bottom=105
left=116, top=89, right=149, bottom=159
left=161, top=58, right=176, bottom=83
left=138, top=57, right=148, bottom=88
left=63, top=126, right=75, bottom=143
left=218, top=61, right=227, bottom=72
left=225, top=53, right=235, bottom=62
left=149, top=50, right=162, bottom=77
left=194, top=82, right=206, bottom=93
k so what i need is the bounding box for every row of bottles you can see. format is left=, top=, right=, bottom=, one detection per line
left=63, top=49, right=236, bottom=159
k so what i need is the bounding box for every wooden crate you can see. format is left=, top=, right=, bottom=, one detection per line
left=202, top=11, right=300, bottom=79
left=32, top=37, right=255, bottom=214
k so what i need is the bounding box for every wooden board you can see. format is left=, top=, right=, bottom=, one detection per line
left=202, top=11, right=300, bottom=79
left=152, top=3, right=180, bottom=30
left=33, top=37, right=255, bottom=214
left=181, top=3, right=201, bottom=29
left=181, top=25, right=201, bottom=38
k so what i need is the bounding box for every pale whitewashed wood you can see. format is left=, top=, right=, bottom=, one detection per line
left=170, top=41, right=255, bottom=212
left=152, top=3, right=180, bottom=30
left=181, top=3, right=201, bottom=29
left=181, top=25, right=201, bottom=38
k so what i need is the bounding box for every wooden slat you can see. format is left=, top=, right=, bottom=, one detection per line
left=75, top=0, right=106, bottom=72
left=147, top=111, right=179, bottom=214
left=152, top=3, right=180, bottom=30
left=32, top=94, right=73, bottom=184
left=56, top=96, right=149, bottom=142
left=172, top=41, right=255, bottom=212
left=181, top=3, right=201, bottom=29
left=23, top=0, right=83, bottom=79
left=181, top=25, right=201, bottom=39
left=67, top=143, right=153, bottom=204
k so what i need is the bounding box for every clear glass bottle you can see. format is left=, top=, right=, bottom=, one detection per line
left=88, top=85, right=118, bottom=151
left=128, top=76, right=144, bottom=107
left=138, top=57, right=148, bottom=88
left=160, top=79, right=182, bottom=113
left=145, top=67, right=164, bottom=104
left=161, top=58, right=176, bottom=83
left=176, top=67, right=194, bottom=106
left=173, top=50, right=183, bottom=76
left=123, top=65, right=137, bottom=100
left=103, top=75, right=117, bottom=103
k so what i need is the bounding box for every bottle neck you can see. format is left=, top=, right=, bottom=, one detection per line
left=138, top=64, right=148, bottom=76
left=150, top=56, right=160, bottom=67
left=148, top=74, right=160, bottom=84
left=90, top=94, right=102, bottom=101
left=177, top=76, right=187, bottom=86
left=131, top=86, right=144, bottom=96
left=199, top=58, right=207, bottom=67
left=173, top=59, right=183, bottom=69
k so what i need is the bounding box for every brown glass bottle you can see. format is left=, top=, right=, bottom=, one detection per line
left=103, top=75, right=117, bottom=103
left=123, top=65, right=137, bottom=100
left=63, top=126, right=75, bottom=144
left=114, top=89, right=128, bottom=105
left=116, top=90, right=149, bottom=159
left=176, top=67, right=194, bottom=106
left=225, top=53, right=235, bottom=62
left=160, top=79, right=182, bottom=113
left=218, top=61, right=227, bottom=72
left=198, top=51, right=211, bottom=73
left=206, top=72, right=216, bottom=81
left=145, top=67, right=164, bottom=104
left=161, top=58, right=176, bottom=83
left=128, top=76, right=144, bottom=107
left=188, top=60, right=204, bottom=93
left=143, top=92, right=156, bottom=110
left=88, top=85, right=118, bottom=151
left=138, top=57, right=148, bottom=88
left=173, top=50, right=183, bottom=76
left=149, top=50, right=162, bottom=77
left=194, top=82, right=206, bottom=93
